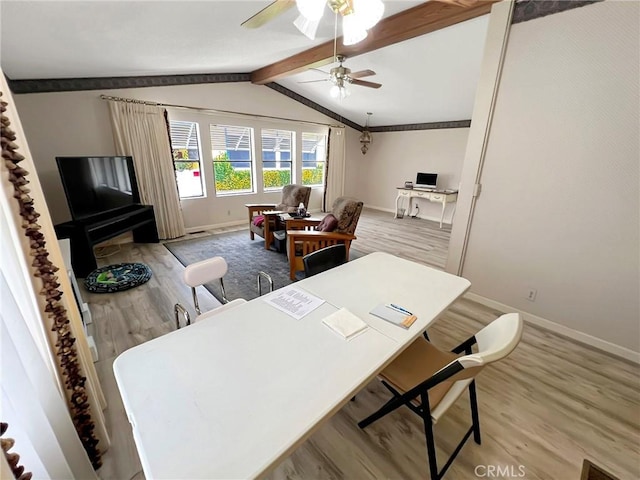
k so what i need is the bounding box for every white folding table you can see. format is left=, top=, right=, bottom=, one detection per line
left=113, top=252, right=470, bottom=479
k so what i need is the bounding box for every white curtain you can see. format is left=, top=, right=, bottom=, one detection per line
left=324, top=126, right=346, bottom=211
left=108, top=101, right=186, bottom=239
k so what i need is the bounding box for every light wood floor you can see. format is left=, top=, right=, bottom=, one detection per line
left=91, top=209, right=639, bottom=480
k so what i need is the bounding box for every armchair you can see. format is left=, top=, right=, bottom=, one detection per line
left=245, top=184, right=311, bottom=250
left=286, top=196, right=363, bottom=280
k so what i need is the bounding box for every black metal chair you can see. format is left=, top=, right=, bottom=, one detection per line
left=302, top=243, right=348, bottom=277
left=358, top=313, right=523, bottom=480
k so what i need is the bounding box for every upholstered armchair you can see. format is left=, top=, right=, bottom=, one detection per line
left=286, top=196, right=363, bottom=280
left=246, top=184, right=311, bottom=250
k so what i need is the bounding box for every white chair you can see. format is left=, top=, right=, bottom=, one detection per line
left=174, top=256, right=246, bottom=329
left=358, top=313, right=524, bottom=480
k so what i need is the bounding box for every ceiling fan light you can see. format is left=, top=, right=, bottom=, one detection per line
left=342, top=14, right=368, bottom=46
left=293, top=14, right=321, bottom=39
left=296, top=0, right=326, bottom=21
left=330, top=84, right=349, bottom=100
left=352, top=0, right=384, bottom=30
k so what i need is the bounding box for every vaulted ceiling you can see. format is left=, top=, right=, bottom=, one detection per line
left=0, top=1, right=494, bottom=127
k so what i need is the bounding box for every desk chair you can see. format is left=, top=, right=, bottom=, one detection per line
left=174, top=257, right=246, bottom=329
left=358, top=313, right=523, bottom=480
left=303, top=244, right=347, bottom=277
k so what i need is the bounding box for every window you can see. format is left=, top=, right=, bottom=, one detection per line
left=302, top=132, right=327, bottom=186
left=261, top=129, right=293, bottom=190
left=210, top=124, right=254, bottom=195
left=169, top=121, right=204, bottom=198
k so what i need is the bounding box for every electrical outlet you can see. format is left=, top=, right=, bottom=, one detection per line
left=526, top=288, right=537, bottom=302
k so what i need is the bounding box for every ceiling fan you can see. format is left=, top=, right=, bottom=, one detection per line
left=300, top=55, right=381, bottom=99
left=242, top=0, right=384, bottom=44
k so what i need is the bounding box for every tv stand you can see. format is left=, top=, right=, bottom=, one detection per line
left=55, top=205, right=159, bottom=277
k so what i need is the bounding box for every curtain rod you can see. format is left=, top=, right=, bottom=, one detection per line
left=99, top=94, right=343, bottom=129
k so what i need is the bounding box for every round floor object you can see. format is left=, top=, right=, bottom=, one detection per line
left=84, top=263, right=152, bottom=293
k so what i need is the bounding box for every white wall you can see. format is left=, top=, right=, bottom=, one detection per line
left=13, top=83, right=354, bottom=229
left=344, top=128, right=469, bottom=222
left=454, top=1, right=639, bottom=353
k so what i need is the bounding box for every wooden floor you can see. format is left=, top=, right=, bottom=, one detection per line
left=92, top=209, right=639, bottom=480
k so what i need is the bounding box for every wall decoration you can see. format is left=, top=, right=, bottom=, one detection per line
left=0, top=91, right=102, bottom=469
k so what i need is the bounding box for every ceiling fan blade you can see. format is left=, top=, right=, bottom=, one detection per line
left=349, top=69, right=376, bottom=79
left=241, top=0, right=295, bottom=28
left=298, top=79, right=330, bottom=84
left=309, top=68, right=329, bottom=75
left=435, top=0, right=482, bottom=6
left=351, top=79, right=382, bottom=89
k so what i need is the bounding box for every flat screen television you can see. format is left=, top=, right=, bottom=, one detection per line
left=415, top=172, right=438, bottom=189
left=56, top=156, right=141, bottom=221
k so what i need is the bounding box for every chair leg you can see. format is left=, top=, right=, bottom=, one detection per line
left=191, top=287, right=201, bottom=316
left=174, top=303, right=191, bottom=329
left=219, top=278, right=228, bottom=303
left=469, top=380, right=481, bottom=444
left=423, top=330, right=430, bottom=341
left=358, top=393, right=408, bottom=429
left=420, top=392, right=439, bottom=480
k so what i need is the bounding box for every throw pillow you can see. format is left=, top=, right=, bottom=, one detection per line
left=253, top=215, right=265, bottom=227
left=316, top=214, right=338, bottom=232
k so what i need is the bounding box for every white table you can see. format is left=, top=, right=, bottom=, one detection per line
left=395, top=187, right=458, bottom=227
left=113, top=252, right=470, bottom=479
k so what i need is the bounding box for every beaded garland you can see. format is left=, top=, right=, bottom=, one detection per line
left=1, top=91, right=102, bottom=469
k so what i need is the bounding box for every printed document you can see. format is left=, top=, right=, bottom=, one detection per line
left=263, top=286, right=324, bottom=320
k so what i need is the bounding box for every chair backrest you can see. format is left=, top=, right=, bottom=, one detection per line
left=459, top=313, right=523, bottom=368
left=303, top=244, right=347, bottom=277
left=182, top=256, right=229, bottom=313
left=428, top=313, right=523, bottom=421
left=437, top=313, right=523, bottom=386
left=183, top=256, right=228, bottom=288
left=276, top=184, right=311, bottom=212
left=331, top=196, right=364, bottom=234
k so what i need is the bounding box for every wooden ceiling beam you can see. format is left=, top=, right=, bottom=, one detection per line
left=250, top=0, right=500, bottom=85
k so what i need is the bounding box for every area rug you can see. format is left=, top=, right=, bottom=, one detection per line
left=164, top=229, right=364, bottom=302
left=84, top=263, right=152, bottom=293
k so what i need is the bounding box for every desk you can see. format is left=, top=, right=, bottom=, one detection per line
left=395, top=188, right=458, bottom=228
left=113, top=252, right=470, bottom=479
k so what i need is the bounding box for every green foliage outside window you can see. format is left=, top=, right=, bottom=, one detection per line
left=174, top=161, right=199, bottom=172
left=213, top=152, right=252, bottom=191
left=263, top=169, right=291, bottom=189
left=212, top=152, right=325, bottom=191
left=303, top=165, right=324, bottom=186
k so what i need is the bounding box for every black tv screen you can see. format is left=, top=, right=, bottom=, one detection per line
left=56, top=156, right=141, bottom=220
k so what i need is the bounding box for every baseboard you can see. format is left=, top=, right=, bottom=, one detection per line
left=184, top=219, right=246, bottom=233
left=366, top=205, right=453, bottom=224
left=464, top=292, right=640, bottom=364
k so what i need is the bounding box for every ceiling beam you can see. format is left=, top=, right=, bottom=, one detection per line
left=251, top=0, right=500, bottom=84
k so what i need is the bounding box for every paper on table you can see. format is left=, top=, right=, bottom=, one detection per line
left=263, top=286, right=324, bottom=320
left=322, top=308, right=368, bottom=339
